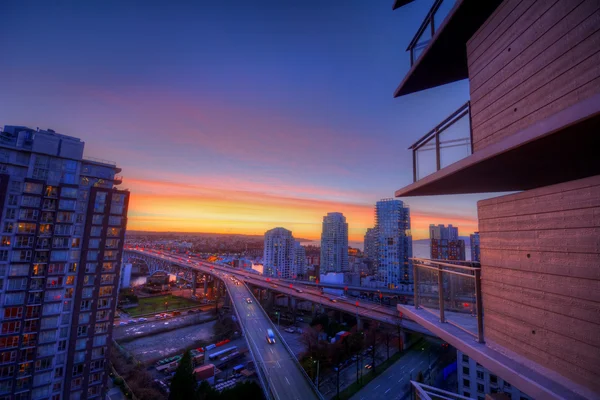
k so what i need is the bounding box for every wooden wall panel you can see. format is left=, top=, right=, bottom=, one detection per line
left=478, top=177, right=600, bottom=392
left=467, top=0, right=600, bottom=151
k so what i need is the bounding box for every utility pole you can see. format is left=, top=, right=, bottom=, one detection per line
left=315, top=360, right=320, bottom=390
left=336, top=365, right=341, bottom=400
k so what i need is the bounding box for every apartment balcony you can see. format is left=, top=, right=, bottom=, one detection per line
left=113, top=175, right=123, bottom=185
left=398, top=258, right=596, bottom=400
left=393, top=0, right=503, bottom=97
left=410, top=101, right=472, bottom=183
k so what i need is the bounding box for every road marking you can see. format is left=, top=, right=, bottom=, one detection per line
left=398, top=379, right=402, bottom=383
left=375, top=385, right=380, bottom=390
left=285, top=377, right=290, bottom=385
left=410, top=368, right=415, bottom=373
left=385, top=388, right=391, bottom=394
left=270, top=348, right=274, bottom=354
left=388, top=374, right=393, bottom=378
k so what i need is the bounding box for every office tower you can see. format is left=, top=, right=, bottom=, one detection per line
left=263, top=228, right=295, bottom=279
left=430, top=224, right=466, bottom=261
left=293, top=241, right=306, bottom=278
left=393, top=0, right=600, bottom=397
left=375, top=199, right=412, bottom=287
left=0, top=126, right=129, bottom=399
left=363, top=227, right=378, bottom=262
left=470, top=232, right=480, bottom=263
left=319, top=212, right=348, bottom=273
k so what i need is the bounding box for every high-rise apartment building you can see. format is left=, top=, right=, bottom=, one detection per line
left=263, top=227, right=295, bottom=279
left=293, top=241, right=306, bottom=278
left=393, top=0, right=600, bottom=398
left=363, top=227, right=378, bottom=262
left=470, top=232, right=480, bottom=263
left=0, top=126, right=129, bottom=400
left=430, top=224, right=466, bottom=261
left=375, top=199, right=412, bottom=287
left=319, top=212, right=348, bottom=273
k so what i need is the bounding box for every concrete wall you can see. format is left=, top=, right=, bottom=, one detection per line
left=467, top=0, right=600, bottom=151
left=477, top=175, right=600, bottom=393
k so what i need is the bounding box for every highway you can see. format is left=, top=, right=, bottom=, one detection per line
left=124, top=248, right=432, bottom=336
left=225, top=278, right=319, bottom=400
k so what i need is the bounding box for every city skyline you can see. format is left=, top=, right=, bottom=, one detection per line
left=0, top=1, right=487, bottom=242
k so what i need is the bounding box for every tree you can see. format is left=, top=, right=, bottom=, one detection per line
left=213, top=315, right=235, bottom=341
left=169, top=350, right=196, bottom=400
left=220, top=381, right=264, bottom=400
left=196, top=381, right=219, bottom=400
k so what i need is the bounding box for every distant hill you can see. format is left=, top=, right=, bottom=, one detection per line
left=125, top=230, right=312, bottom=242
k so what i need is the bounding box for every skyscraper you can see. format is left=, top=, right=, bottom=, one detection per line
left=263, top=227, right=295, bottom=279
left=375, top=199, right=412, bottom=287
left=0, top=126, right=129, bottom=399
left=293, top=241, right=306, bottom=278
left=363, top=227, right=378, bottom=262
left=470, top=232, right=480, bottom=263
left=319, top=212, right=348, bottom=273
left=429, top=224, right=466, bottom=261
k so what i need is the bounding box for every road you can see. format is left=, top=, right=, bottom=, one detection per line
left=350, top=339, right=437, bottom=400
left=224, top=276, right=319, bottom=400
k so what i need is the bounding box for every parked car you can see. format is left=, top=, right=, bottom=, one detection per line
left=155, top=314, right=164, bottom=319
left=364, top=364, right=372, bottom=370
left=284, top=327, right=295, bottom=333
left=138, top=318, right=148, bottom=322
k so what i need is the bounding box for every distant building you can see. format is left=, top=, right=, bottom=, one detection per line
left=120, top=263, right=133, bottom=288
left=263, top=227, right=295, bottom=278
left=375, top=199, right=413, bottom=287
left=430, top=224, right=466, bottom=261
left=319, top=272, right=344, bottom=296
left=293, top=241, right=306, bottom=278
left=470, top=232, right=480, bottom=262
left=320, top=212, right=349, bottom=273
left=364, top=227, right=378, bottom=262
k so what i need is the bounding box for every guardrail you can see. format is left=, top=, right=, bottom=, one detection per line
left=243, top=282, right=325, bottom=400
left=224, top=279, right=274, bottom=400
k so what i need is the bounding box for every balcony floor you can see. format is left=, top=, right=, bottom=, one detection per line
left=397, top=304, right=597, bottom=400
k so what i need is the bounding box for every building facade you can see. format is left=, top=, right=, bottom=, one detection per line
left=457, top=351, right=531, bottom=400
left=375, top=199, right=412, bottom=287
left=319, top=212, right=348, bottom=273
left=393, top=0, right=600, bottom=398
left=263, top=227, right=295, bottom=279
left=363, top=227, right=378, bottom=263
left=430, top=225, right=466, bottom=261
left=470, top=232, right=480, bottom=263
left=429, top=224, right=458, bottom=241
left=293, top=241, right=306, bottom=278
left=0, top=126, right=129, bottom=400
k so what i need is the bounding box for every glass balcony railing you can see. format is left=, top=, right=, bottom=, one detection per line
left=411, top=257, right=484, bottom=343
left=410, top=101, right=472, bottom=182
left=407, top=0, right=458, bottom=66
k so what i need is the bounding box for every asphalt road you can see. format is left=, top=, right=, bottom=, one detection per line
left=223, top=276, right=319, bottom=400
left=350, top=339, right=436, bottom=400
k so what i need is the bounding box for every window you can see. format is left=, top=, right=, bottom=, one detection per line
left=99, top=287, right=113, bottom=297
left=0, top=336, right=19, bottom=350
left=7, top=194, right=19, bottom=206
left=477, top=383, right=484, bottom=393
left=22, top=195, right=41, bottom=207
left=93, top=335, right=107, bottom=347
left=85, top=263, right=97, bottom=273
left=107, top=227, right=120, bottom=237
left=0, top=350, right=17, bottom=364
left=1, top=321, right=21, bottom=334
left=74, top=351, right=86, bottom=363
left=56, top=211, right=74, bottom=223
left=44, top=185, right=58, bottom=197
left=108, top=216, right=122, bottom=226
left=100, top=274, right=115, bottom=284
left=58, top=199, right=76, bottom=210
left=65, top=288, right=74, bottom=299
left=105, top=238, right=119, bottom=248
left=94, top=322, right=109, bottom=334
left=78, top=313, right=90, bottom=324
left=32, top=264, right=46, bottom=276
left=40, top=317, right=58, bottom=330
left=104, top=250, right=117, bottom=260
left=52, top=237, right=69, bottom=248
left=42, top=303, right=61, bottom=316
left=54, top=224, right=72, bottom=235
left=92, top=214, right=103, bottom=225
left=93, top=192, right=107, bottom=213
left=2, top=222, right=14, bottom=234
left=55, top=366, right=64, bottom=378
left=50, top=251, right=68, bottom=261
left=90, top=226, right=102, bottom=237
left=60, top=187, right=78, bottom=198
left=72, top=363, right=84, bottom=377
left=18, top=209, right=38, bottom=220
left=35, top=357, right=54, bottom=372
left=87, top=250, right=99, bottom=261
left=4, top=208, right=16, bottom=219
left=39, top=223, right=53, bottom=236
left=75, top=338, right=87, bottom=351
left=102, top=262, right=115, bottom=272
left=84, top=275, right=95, bottom=286
left=97, top=300, right=111, bottom=311
left=82, top=287, right=94, bottom=299
left=69, top=262, right=78, bottom=273
left=91, top=346, right=106, bottom=360
left=48, top=263, right=66, bottom=274
left=4, top=307, right=23, bottom=320
left=0, top=236, right=10, bottom=246
left=463, top=379, right=470, bottom=388
left=17, top=222, right=36, bottom=234
left=66, top=275, right=75, bottom=285
left=4, top=293, right=26, bottom=305
left=81, top=300, right=92, bottom=311
left=24, top=182, right=43, bottom=194
left=58, top=340, right=67, bottom=352
left=477, top=371, right=484, bottom=380
left=71, top=238, right=81, bottom=248
left=463, top=366, right=470, bottom=374
left=76, top=326, right=88, bottom=337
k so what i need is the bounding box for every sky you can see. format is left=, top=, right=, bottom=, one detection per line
left=0, top=0, right=495, bottom=246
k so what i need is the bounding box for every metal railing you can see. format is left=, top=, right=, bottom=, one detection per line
left=407, top=0, right=458, bottom=66
left=410, top=101, right=472, bottom=182
left=82, top=156, right=117, bottom=166
left=411, top=381, right=474, bottom=400
left=411, top=258, right=484, bottom=343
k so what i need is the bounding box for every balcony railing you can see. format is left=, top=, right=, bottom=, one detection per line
left=411, top=257, right=484, bottom=343
left=83, top=156, right=116, bottom=166
left=411, top=381, right=474, bottom=400
left=410, top=101, right=472, bottom=182
left=407, top=0, right=458, bottom=66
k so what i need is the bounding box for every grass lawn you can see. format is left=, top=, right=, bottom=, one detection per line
left=123, top=295, right=200, bottom=317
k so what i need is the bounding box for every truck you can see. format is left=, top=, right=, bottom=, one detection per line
left=194, top=364, right=216, bottom=385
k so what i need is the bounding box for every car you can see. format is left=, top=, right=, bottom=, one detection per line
left=155, top=314, right=164, bottom=319
left=245, top=298, right=253, bottom=304
left=364, top=364, right=373, bottom=370
left=284, top=327, right=295, bottom=333
left=295, top=289, right=303, bottom=293
left=266, top=329, right=276, bottom=344
left=296, top=317, right=304, bottom=322
left=351, top=355, right=358, bottom=361
left=119, top=322, right=127, bottom=326
left=329, top=298, right=337, bottom=303
left=138, top=318, right=148, bottom=322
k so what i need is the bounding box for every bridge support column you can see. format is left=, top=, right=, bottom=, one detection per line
left=192, top=271, right=197, bottom=296
left=266, top=290, right=274, bottom=308
left=203, top=276, right=208, bottom=295
left=356, top=315, right=363, bottom=331
left=224, top=293, right=231, bottom=307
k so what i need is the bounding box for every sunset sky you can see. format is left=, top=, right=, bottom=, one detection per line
left=0, top=1, right=495, bottom=246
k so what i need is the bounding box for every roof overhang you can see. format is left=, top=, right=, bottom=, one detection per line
left=394, top=0, right=503, bottom=97
left=397, top=305, right=596, bottom=400
left=392, top=0, right=415, bottom=10
left=396, top=93, right=600, bottom=197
